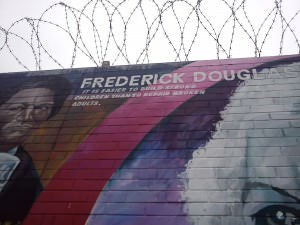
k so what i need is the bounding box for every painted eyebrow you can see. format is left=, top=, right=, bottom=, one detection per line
left=271, top=186, right=300, bottom=203
left=33, top=102, right=54, bottom=105
left=242, top=181, right=300, bottom=203
left=8, top=102, right=54, bottom=106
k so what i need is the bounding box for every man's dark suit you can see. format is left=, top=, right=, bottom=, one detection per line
left=0, top=146, right=43, bottom=224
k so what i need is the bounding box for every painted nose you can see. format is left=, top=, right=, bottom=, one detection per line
left=24, top=106, right=35, bottom=121
left=18, top=106, right=35, bottom=122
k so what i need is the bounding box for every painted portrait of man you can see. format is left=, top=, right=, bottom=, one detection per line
left=0, top=75, right=71, bottom=224
left=184, top=60, right=300, bottom=225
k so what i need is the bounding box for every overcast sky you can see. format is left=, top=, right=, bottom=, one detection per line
left=0, top=0, right=299, bottom=73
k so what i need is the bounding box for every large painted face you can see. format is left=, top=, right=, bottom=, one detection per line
left=184, top=63, right=300, bottom=225
left=0, top=88, right=54, bottom=145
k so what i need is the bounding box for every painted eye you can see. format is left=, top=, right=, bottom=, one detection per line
left=34, top=105, right=49, bottom=111
left=251, top=205, right=300, bottom=225
left=7, top=104, right=25, bottom=112
left=33, top=104, right=53, bottom=113
left=276, top=210, right=285, bottom=221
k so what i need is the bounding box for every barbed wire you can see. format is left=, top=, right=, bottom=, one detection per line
left=0, top=0, right=299, bottom=71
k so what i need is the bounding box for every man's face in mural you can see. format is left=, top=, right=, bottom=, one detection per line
left=186, top=120, right=300, bottom=225
left=185, top=63, right=300, bottom=225
left=0, top=88, right=54, bottom=145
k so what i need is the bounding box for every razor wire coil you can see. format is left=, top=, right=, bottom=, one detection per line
left=0, top=0, right=299, bottom=71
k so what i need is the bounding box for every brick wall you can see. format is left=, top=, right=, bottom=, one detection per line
left=0, top=55, right=299, bottom=225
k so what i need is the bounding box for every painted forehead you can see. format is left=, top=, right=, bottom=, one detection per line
left=5, top=88, right=55, bottom=104
left=189, top=61, right=300, bottom=179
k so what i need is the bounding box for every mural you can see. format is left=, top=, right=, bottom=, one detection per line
left=0, top=55, right=299, bottom=225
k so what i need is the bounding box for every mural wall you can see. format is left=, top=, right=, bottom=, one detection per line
left=0, top=55, right=299, bottom=225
